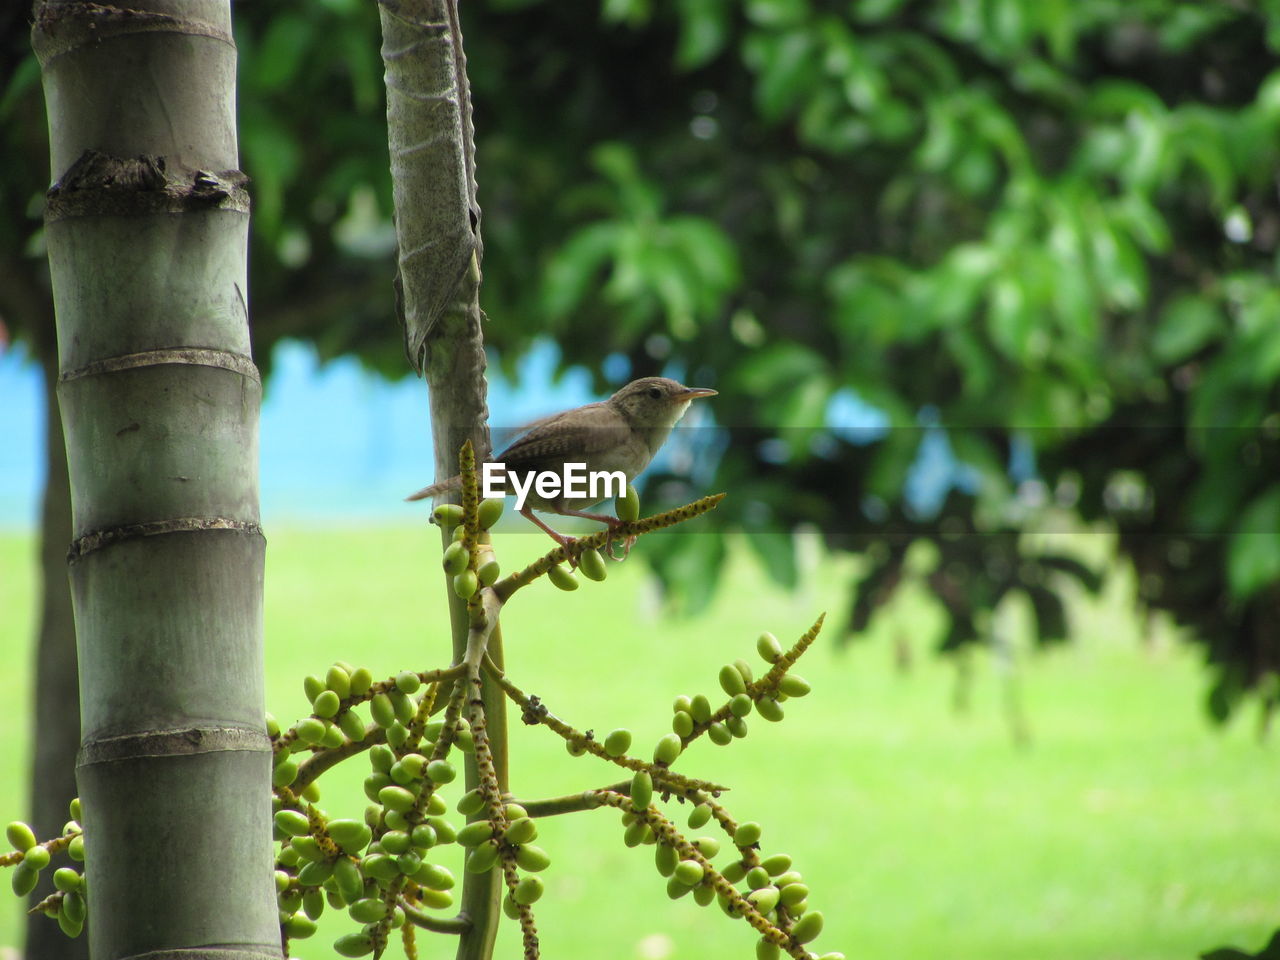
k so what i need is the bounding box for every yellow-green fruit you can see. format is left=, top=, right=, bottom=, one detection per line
left=22, top=846, right=50, bottom=871
left=53, top=867, right=81, bottom=893
left=429, top=817, right=456, bottom=843
left=514, top=874, right=544, bottom=905
left=452, top=524, right=466, bottom=541
left=790, top=910, right=824, bottom=944
left=761, top=853, right=792, bottom=875
left=455, top=728, right=475, bottom=753
left=68, top=836, right=85, bottom=862
left=360, top=854, right=397, bottom=883
left=62, top=889, right=87, bottom=924
left=369, top=693, right=395, bottom=728
left=693, top=883, right=716, bottom=906
left=453, top=570, right=479, bottom=599
left=547, top=563, right=579, bottom=591
left=604, top=728, right=632, bottom=757
left=265, top=713, right=280, bottom=737
left=285, top=914, right=318, bottom=938
left=69, top=798, right=82, bottom=822
left=466, top=841, right=499, bottom=874
left=275, top=809, right=310, bottom=837
left=333, top=857, right=364, bottom=903
left=674, top=859, right=705, bottom=886
left=270, top=756, right=297, bottom=788
left=338, top=710, right=366, bottom=742
left=746, top=865, right=771, bottom=889
left=757, top=632, right=783, bottom=662
left=757, top=697, right=785, bottom=722
left=727, top=716, right=749, bottom=739
left=303, top=675, right=325, bottom=703
left=505, top=803, right=529, bottom=821
left=780, top=882, right=809, bottom=907
left=397, top=850, right=423, bottom=876
left=334, top=932, right=375, bottom=957
left=394, top=671, right=421, bottom=695
left=779, top=674, right=811, bottom=697
left=280, top=887, right=303, bottom=913
left=665, top=876, right=693, bottom=899
left=630, top=770, right=653, bottom=811
left=398, top=753, right=427, bottom=779
left=655, top=843, right=678, bottom=877
left=413, top=862, right=455, bottom=891
left=389, top=690, right=415, bottom=723
left=319, top=724, right=344, bottom=750
left=694, top=836, right=720, bottom=858
left=457, top=789, right=485, bottom=816
left=57, top=909, right=83, bottom=939
left=325, top=665, right=351, bottom=699
left=690, top=694, right=712, bottom=723
left=718, top=665, right=747, bottom=697
left=290, top=836, right=325, bottom=863
left=348, top=897, right=388, bottom=923
left=411, top=823, right=437, bottom=850
left=654, top=733, right=682, bottom=764
left=618, top=484, right=640, bottom=521
left=672, top=711, right=694, bottom=737
left=384, top=809, right=409, bottom=831
left=386, top=721, right=409, bottom=749
left=477, top=559, right=501, bottom=586
left=730, top=694, right=753, bottom=717
left=295, top=718, right=326, bottom=744
left=378, top=785, right=416, bottom=813
left=748, top=885, right=779, bottom=914
left=503, top=892, right=520, bottom=920
left=11, top=864, right=38, bottom=896
left=817, top=954, right=847, bottom=960
left=578, top=548, right=607, bottom=582
left=427, top=759, right=456, bottom=784
left=478, top=498, right=504, bottom=529
left=349, top=667, right=373, bottom=695
left=433, top=503, right=464, bottom=526
left=623, top=821, right=648, bottom=847
left=734, top=659, right=754, bottom=683
left=515, top=844, right=551, bottom=872
left=380, top=830, right=410, bottom=855
left=297, top=860, right=332, bottom=886
left=688, top=804, right=712, bottom=829
left=312, top=691, right=340, bottom=719
left=673, top=695, right=693, bottom=714
left=456, top=821, right=494, bottom=847
left=504, top=818, right=537, bottom=845
left=734, top=821, right=762, bottom=846
left=707, top=722, right=732, bottom=746
left=442, top=541, right=469, bottom=575
left=756, top=938, right=782, bottom=960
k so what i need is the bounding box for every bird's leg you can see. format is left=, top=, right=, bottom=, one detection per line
left=520, top=506, right=580, bottom=565
left=554, top=508, right=635, bottom=561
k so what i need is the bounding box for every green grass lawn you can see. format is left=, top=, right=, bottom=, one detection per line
left=1, top=525, right=1276, bottom=960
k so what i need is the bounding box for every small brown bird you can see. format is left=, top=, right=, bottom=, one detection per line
left=407, top=376, right=716, bottom=552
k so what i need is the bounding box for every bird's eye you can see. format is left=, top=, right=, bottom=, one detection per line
left=648, top=387, right=661, bottom=399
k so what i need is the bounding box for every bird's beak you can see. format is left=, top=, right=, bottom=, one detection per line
left=675, top=387, right=717, bottom=401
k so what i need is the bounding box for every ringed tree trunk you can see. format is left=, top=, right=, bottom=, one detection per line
left=32, top=2, right=279, bottom=958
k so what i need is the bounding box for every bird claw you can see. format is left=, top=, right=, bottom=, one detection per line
left=604, top=530, right=636, bottom=562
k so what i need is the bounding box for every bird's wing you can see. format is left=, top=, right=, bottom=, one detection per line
left=498, top=401, right=626, bottom=465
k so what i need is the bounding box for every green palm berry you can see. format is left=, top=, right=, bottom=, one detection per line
left=378, top=785, right=415, bottom=813
left=780, top=883, right=809, bottom=907
left=297, top=861, right=332, bottom=886
left=757, top=697, right=785, bottom=722
left=694, top=836, right=720, bottom=858
left=22, top=846, right=50, bottom=871
left=688, top=804, right=713, bottom=829
left=319, top=724, right=344, bottom=750
left=618, top=484, right=640, bottom=522
left=790, top=910, right=824, bottom=944
left=338, top=710, right=366, bottom=742
left=362, top=853, right=400, bottom=883
left=673, top=695, right=693, bottom=714
left=384, top=809, right=409, bottom=831
left=325, top=665, right=351, bottom=699
left=429, top=817, right=456, bottom=843
left=734, top=821, right=762, bottom=846
left=775, top=870, right=803, bottom=887
left=303, top=675, right=325, bottom=703
left=672, top=710, right=694, bottom=737
left=514, top=874, right=544, bottom=905
left=817, top=954, right=847, bottom=960
left=57, top=909, right=83, bottom=939
left=503, top=892, right=520, bottom=920
left=457, top=789, right=485, bottom=816
left=466, top=841, right=499, bottom=874
left=718, top=665, right=746, bottom=696
left=655, top=843, right=678, bottom=877
left=565, top=737, right=587, bottom=757
left=380, top=830, right=410, bottom=855
left=674, top=860, right=705, bottom=886
left=362, top=773, right=391, bottom=803
left=604, top=728, right=632, bottom=757
left=578, top=548, right=608, bottom=582
left=779, top=674, right=811, bottom=697
left=455, top=728, right=475, bottom=753
left=296, top=717, right=327, bottom=744
left=69, top=798, right=82, bottom=822
left=730, top=693, right=753, bottom=717
left=452, top=524, right=466, bottom=541
left=515, top=844, right=551, bottom=872
left=265, top=713, right=281, bottom=738
left=433, top=504, right=464, bottom=526
left=275, top=810, right=310, bottom=837
left=333, top=857, right=364, bottom=903
left=623, top=821, right=647, bottom=847
left=369, top=693, right=395, bottom=728
left=690, top=694, right=712, bottom=723
left=349, top=667, right=373, bottom=696
left=748, top=886, right=779, bottom=914
left=734, top=659, right=754, bottom=683
left=477, top=559, right=501, bottom=586
left=630, top=770, right=653, bottom=811
left=394, top=671, right=421, bottom=695
left=453, top=569, right=479, bottom=599
left=457, top=822, right=494, bottom=847
left=756, top=938, right=782, bottom=960
left=547, top=563, right=579, bottom=591
left=280, top=887, right=304, bottom=913
left=761, top=853, right=792, bottom=875
left=654, top=733, right=682, bottom=764
left=68, top=835, right=85, bottom=862
left=693, top=884, right=716, bottom=906
left=333, top=933, right=375, bottom=957
left=53, top=867, right=81, bottom=893
left=427, top=759, right=456, bottom=784
left=397, top=851, right=423, bottom=875
left=757, top=632, right=783, bottom=662
left=286, top=914, right=318, bottom=938
left=504, top=818, right=537, bottom=845
left=707, top=722, right=732, bottom=745
left=411, top=823, right=437, bottom=850
left=388, top=690, right=415, bottom=724
left=665, top=876, right=693, bottom=899
left=10, top=864, right=38, bottom=896
left=272, top=758, right=300, bottom=788
left=312, top=691, right=341, bottom=719
left=386, top=721, right=409, bottom=750
left=726, top=716, right=749, bottom=738
left=414, top=861, right=455, bottom=891
left=506, top=803, right=529, bottom=821
left=290, top=836, right=325, bottom=863
left=399, top=753, right=427, bottom=780
left=746, top=866, right=771, bottom=889
left=442, top=541, right=469, bottom=575
left=478, top=497, right=505, bottom=529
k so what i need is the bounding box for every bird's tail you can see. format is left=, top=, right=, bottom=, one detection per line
left=404, top=475, right=463, bottom=502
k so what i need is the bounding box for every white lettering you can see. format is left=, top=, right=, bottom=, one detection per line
left=591, top=470, right=627, bottom=501
left=562, top=463, right=587, bottom=499
left=534, top=470, right=561, bottom=501
left=481, top=462, right=507, bottom=500
left=508, top=469, right=535, bottom=511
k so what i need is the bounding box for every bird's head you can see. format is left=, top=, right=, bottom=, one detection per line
left=609, top=376, right=717, bottom=452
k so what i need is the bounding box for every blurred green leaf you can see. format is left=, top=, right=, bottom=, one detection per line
left=1227, top=490, right=1280, bottom=600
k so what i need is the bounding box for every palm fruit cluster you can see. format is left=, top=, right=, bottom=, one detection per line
left=4, top=797, right=87, bottom=938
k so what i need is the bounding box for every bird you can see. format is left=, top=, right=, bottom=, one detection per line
left=407, top=376, right=716, bottom=555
